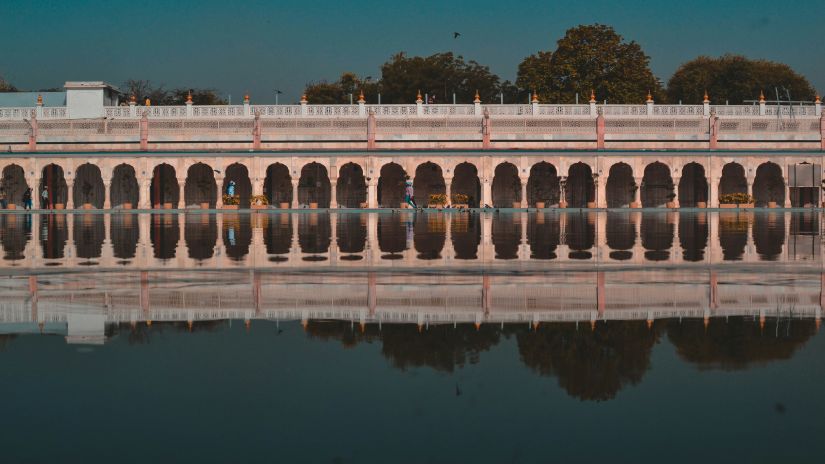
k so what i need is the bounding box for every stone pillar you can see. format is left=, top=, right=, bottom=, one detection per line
left=784, top=179, right=793, bottom=208
left=596, top=111, right=605, bottom=150
left=138, top=179, right=150, bottom=209
left=177, top=178, right=186, bottom=209
left=595, top=177, right=606, bottom=208
left=671, top=176, right=681, bottom=208
left=820, top=114, right=825, bottom=151
left=520, top=177, right=528, bottom=208
left=252, top=114, right=261, bottom=150
left=367, top=110, right=376, bottom=150
left=746, top=175, right=754, bottom=203
left=445, top=177, right=453, bottom=205
left=215, top=177, right=224, bottom=209
left=482, top=110, right=491, bottom=149
left=367, top=178, right=377, bottom=209
left=329, top=180, right=338, bottom=209
left=65, top=177, right=74, bottom=209
left=103, top=179, right=112, bottom=209
left=291, top=179, right=299, bottom=209
left=633, top=176, right=643, bottom=207
left=139, top=113, right=149, bottom=151
left=28, top=117, right=38, bottom=151
left=709, top=115, right=719, bottom=150
left=709, top=176, right=719, bottom=208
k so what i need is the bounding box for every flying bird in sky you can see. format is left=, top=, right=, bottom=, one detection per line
left=453, top=32, right=461, bottom=39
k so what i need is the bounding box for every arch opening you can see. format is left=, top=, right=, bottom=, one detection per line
left=150, top=164, right=179, bottom=208
left=73, top=164, right=105, bottom=209
left=641, top=162, right=674, bottom=208
left=678, top=163, right=708, bottom=207
left=111, top=164, right=139, bottom=208
left=378, top=163, right=407, bottom=208
left=264, top=163, right=292, bottom=207
left=299, top=163, right=331, bottom=208
left=223, top=163, right=252, bottom=209
left=565, top=163, right=594, bottom=208
left=451, top=162, right=480, bottom=207
left=527, top=162, right=560, bottom=207
left=1, top=164, right=28, bottom=207
left=185, top=163, right=217, bottom=208
left=39, top=164, right=68, bottom=209
left=752, top=162, right=785, bottom=207
left=719, top=163, right=748, bottom=200
left=491, top=162, right=521, bottom=208
left=337, top=163, right=367, bottom=208
left=605, top=163, right=634, bottom=208
left=413, top=162, right=445, bottom=207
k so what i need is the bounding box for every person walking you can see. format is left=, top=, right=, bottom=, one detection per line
left=404, top=180, right=417, bottom=209
left=0, top=188, right=7, bottom=209
left=23, top=188, right=32, bottom=210
left=41, top=186, right=49, bottom=209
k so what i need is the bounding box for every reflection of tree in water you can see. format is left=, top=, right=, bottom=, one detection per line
left=528, top=212, right=560, bottom=259
left=666, top=317, right=817, bottom=371
left=679, top=213, right=708, bottom=262
left=451, top=213, right=480, bottom=259
left=305, top=321, right=501, bottom=372
left=719, top=213, right=749, bottom=261
left=185, top=214, right=217, bottom=261
left=223, top=214, right=252, bottom=261
left=40, top=214, right=68, bottom=259
left=264, top=214, right=292, bottom=255
left=73, top=214, right=105, bottom=259
left=517, top=321, right=660, bottom=401
left=492, top=212, right=519, bottom=259
left=337, top=214, right=367, bottom=253
left=414, top=213, right=445, bottom=260
left=111, top=214, right=139, bottom=259
left=753, top=213, right=785, bottom=261
left=0, top=214, right=31, bottom=261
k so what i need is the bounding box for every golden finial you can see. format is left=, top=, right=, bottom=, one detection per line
left=36, top=94, right=43, bottom=105
left=186, top=91, right=192, bottom=103
left=187, top=320, right=193, bottom=331
left=358, top=89, right=365, bottom=103
left=646, top=90, right=653, bottom=103
left=129, top=94, right=136, bottom=104
left=416, top=90, right=422, bottom=103
left=531, top=91, right=538, bottom=103
left=646, top=319, right=654, bottom=330
left=145, top=98, right=151, bottom=107
left=473, top=89, right=481, bottom=103
left=759, top=90, right=765, bottom=103
left=703, top=90, right=709, bottom=103
left=300, top=94, right=307, bottom=103
left=589, top=89, right=596, bottom=103
left=474, top=322, right=481, bottom=331
left=146, top=320, right=152, bottom=327
left=816, top=94, right=821, bottom=104
left=590, top=320, right=596, bottom=331
left=243, top=93, right=250, bottom=103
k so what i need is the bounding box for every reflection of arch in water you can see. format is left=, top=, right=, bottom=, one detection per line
left=224, top=163, right=252, bottom=208
left=185, top=214, right=217, bottom=261
left=73, top=214, right=104, bottom=260
left=264, top=213, right=292, bottom=255
left=1, top=164, right=28, bottom=205
left=451, top=162, right=480, bottom=207
left=378, top=163, right=407, bottom=208
left=74, top=163, right=105, bottom=209
left=566, top=162, right=594, bottom=207
left=606, top=212, right=635, bottom=261
left=378, top=213, right=408, bottom=256
left=414, top=213, right=445, bottom=259
left=606, top=163, right=634, bottom=208
left=491, top=162, right=521, bottom=207
left=299, top=163, right=331, bottom=208
left=528, top=212, right=560, bottom=259
left=223, top=213, right=252, bottom=261
left=40, top=214, right=67, bottom=259
left=299, top=213, right=331, bottom=255
left=753, top=212, right=784, bottom=261
left=527, top=162, right=560, bottom=207
left=413, top=162, right=445, bottom=206
left=265, top=163, right=292, bottom=206
left=337, top=163, right=367, bottom=208
left=492, top=212, right=520, bottom=259
left=678, top=163, right=708, bottom=207
left=718, top=212, right=748, bottom=261
left=110, top=214, right=139, bottom=260
left=641, top=162, right=674, bottom=207
left=0, top=214, right=31, bottom=261
left=111, top=164, right=139, bottom=208
left=565, top=213, right=595, bottom=259
left=451, top=213, right=480, bottom=259
left=185, top=163, right=217, bottom=208
left=150, top=164, right=179, bottom=208
left=678, top=212, right=708, bottom=262
left=640, top=212, right=673, bottom=261
left=150, top=214, right=180, bottom=260
left=752, top=162, right=785, bottom=207
left=337, top=213, right=367, bottom=253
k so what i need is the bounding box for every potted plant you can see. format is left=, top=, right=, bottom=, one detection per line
left=222, top=194, right=239, bottom=210
left=720, top=193, right=754, bottom=208
left=6, top=203, right=15, bottom=210
left=250, top=194, right=269, bottom=209
left=279, top=201, right=290, bottom=209
left=451, top=193, right=469, bottom=208
left=122, top=202, right=132, bottom=210
left=535, top=199, right=546, bottom=209
left=428, top=193, right=447, bottom=208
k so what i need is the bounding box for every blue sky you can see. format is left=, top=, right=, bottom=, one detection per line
left=1, top=0, right=823, bottom=103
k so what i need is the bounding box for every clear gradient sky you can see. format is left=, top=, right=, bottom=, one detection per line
left=2, top=0, right=823, bottom=103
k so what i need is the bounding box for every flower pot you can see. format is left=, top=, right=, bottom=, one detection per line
left=82, top=203, right=93, bottom=210
left=535, top=201, right=545, bottom=209
left=6, top=204, right=15, bottom=210
left=279, top=202, right=290, bottom=209
left=739, top=203, right=755, bottom=209
left=200, top=202, right=210, bottom=210
left=559, top=201, right=568, bottom=208
left=512, top=201, right=521, bottom=208
left=768, top=201, right=777, bottom=208
left=666, top=201, right=676, bottom=208
left=309, top=202, right=318, bottom=209
left=453, top=203, right=468, bottom=209
left=122, top=203, right=132, bottom=210
left=630, top=202, right=641, bottom=208
left=720, top=204, right=736, bottom=208
left=163, top=202, right=173, bottom=210
left=55, top=203, right=65, bottom=210
left=586, top=201, right=596, bottom=208
left=428, top=203, right=445, bottom=209
left=222, top=205, right=238, bottom=210
left=696, top=201, right=706, bottom=208
left=251, top=204, right=267, bottom=210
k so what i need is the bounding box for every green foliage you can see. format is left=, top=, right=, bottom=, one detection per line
left=222, top=194, right=239, bottom=205
left=428, top=193, right=448, bottom=205
left=304, top=72, right=380, bottom=104
left=667, top=55, right=816, bottom=104
left=451, top=193, right=469, bottom=204
left=250, top=194, right=268, bottom=206
left=0, top=75, right=16, bottom=92
left=516, top=24, right=664, bottom=103
left=122, top=79, right=226, bottom=104
left=719, top=193, right=754, bottom=204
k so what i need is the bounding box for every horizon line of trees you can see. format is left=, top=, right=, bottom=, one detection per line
left=2, top=24, right=818, bottom=105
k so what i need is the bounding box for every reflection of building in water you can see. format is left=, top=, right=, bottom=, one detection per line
left=0, top=270, right=820, bottom=346
left=0, top=211, right=823, bottom=269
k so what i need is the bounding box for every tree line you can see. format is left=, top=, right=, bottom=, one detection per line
left=304, top=24, right=817, bottom=105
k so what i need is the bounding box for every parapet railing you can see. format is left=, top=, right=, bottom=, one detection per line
left=1, top=102, right=821, bottom=121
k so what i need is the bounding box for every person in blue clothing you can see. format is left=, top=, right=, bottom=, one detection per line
left=404, top=180, right=417, bottom=208
left=227, top=180, right=236, bottom=197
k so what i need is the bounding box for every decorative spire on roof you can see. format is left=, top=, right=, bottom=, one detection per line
left=473, top=89, right=481, bottom=103
left=531, top=91, right=538, bottom=103
left=703, top=90, right=709, bottom=103
left=358, top=89, right=365, bottom=103
left=129, top=94, right=136, bottom=104
left=646, top=90, right=653, bottom=103
left=300, top=94, right=307, bottom=103
left=243, top=93, right=250, bottom=104
left=759, top=90, right=765, bottom=103
left=416, top=90, right=423, bottom=103
left=590, top=89, right=596, bottom=103
left=36, top=94, right=43, bottom=105
left=145, top=98, right=151, bottom=107
left=816, top=94, right=821, bottom=104
left=186, top=91, right=192, bottom=104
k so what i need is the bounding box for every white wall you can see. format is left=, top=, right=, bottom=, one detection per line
left=66, top=88, right=104, bottom=119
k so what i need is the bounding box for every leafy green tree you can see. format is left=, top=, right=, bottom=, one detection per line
left=667, top=55, right=817, bottom=104
left=0, top=75, right=17, bottom=92
left=121, top=79, right=226, bottom=105
left=517, top=24, right=664, bottom=103
left=304, top=72, right=379, bottom=104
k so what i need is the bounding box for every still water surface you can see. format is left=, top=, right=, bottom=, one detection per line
left=0, top=211, right=823, bottom=463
